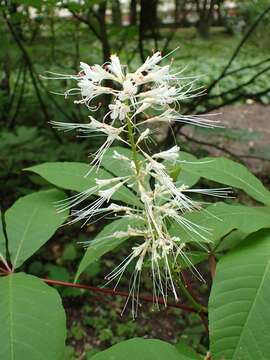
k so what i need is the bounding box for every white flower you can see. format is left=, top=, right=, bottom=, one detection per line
left=153, top=145, right=180, bottom=161
left=136, top=128, right=150, bottom=145
left=138, top=85, right=181, bottom=105
left=108, top=100, right=130, bottom=121
left=75, top=79, right=115, bottom=108
left=95, top=176, right=127, bottom=187
left=79, top=62, right=116, bottom=83
left=141, top=109, right=212, bottom=128
left=108, top=54, right=125, bottom=82
left=118, top=78, right=138, bottom=101
left=70, top=180, right=128, bottom=225
left=136, top=65, right=170, bottom=85
left=135, top=51, right=162, bottom=74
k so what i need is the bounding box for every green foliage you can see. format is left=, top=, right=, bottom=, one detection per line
left=173, top=152, right=200, bottom=187
left=62, top=243, right=77, bottom=262
left=75, top=216, right=144, bottom=281
left=175, top=342, right=202, bottom=359
left=91, top=338, right=195, bottom=360
left=0, top=126, right=88, bottom=199
left=238, top=0, right=270, bottom=49
left=0, top=273, right=66, bottom=360
left=27, top=162, right=143, bottom=208
left=170, top=202, right=270, bottom=250
left=5, top=189, right=68, bottom=269
left=209, top=229, right=270, bottom=359
left=100, top=146, right=145, bottom=178
left=180, top=156, right=270, bottom=205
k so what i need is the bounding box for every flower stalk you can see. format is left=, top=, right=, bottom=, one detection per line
left=127, top=115, right=140, bottom=175
left=177, top=277, right=207, bottom=314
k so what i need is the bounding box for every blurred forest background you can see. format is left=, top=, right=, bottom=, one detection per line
left=1, top=0, right=270, bottom=358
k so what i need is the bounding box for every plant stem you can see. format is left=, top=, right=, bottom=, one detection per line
left=209, top=253, right=216, bottom=279
left=127, top=115, right=140, bottom=175
left=42, top=277, right=198, bottom=313
left=178, top=278, right=207, bottom=313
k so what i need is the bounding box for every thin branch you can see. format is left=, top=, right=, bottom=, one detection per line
left=198, top=85, right=270, bottom=114
left=199, top=312, right=209, bottom=334
left=68, top=8, right=102, bottom=41
left=8, top=63, right=27, bottom=128
left=7, top=58, right=24, bottom=113
left=179, top=4, right=270, bottom=121
left=178, top=277, right=208, bottom=313
left=180, top=128, right=270, bottom=163
left=179, top=130, right=244, bottom=163
left=208, top=65, right=270, bottom=100
left=2, top=10, right=62, bottom=143
left=0, top=266, right=9, bottom=274
left=42, top=278, right=204, bottom=313
left=207, top=4, right=270, bottom=94
left=224, top=57, right=270, bottom=78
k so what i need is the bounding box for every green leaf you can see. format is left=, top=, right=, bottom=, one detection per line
left=91, top=338, right=192, bottom=360
left=45, top=264, right=70, bottom=282
left=209, top=229, right=270, bottom=360
left=75, top=217, right=144, bottom=281
left=175, top=341, right=202, bottom=359
left=0, top=273, right=66, bottom=360
left=62, top=243, right=77, bottom=261
left=180, top=157, right=270, bottom=205
left=0, top=210, right=6, bottom=258
left=176, top=152, right=200, bottom=187
left=177, top=251, right=208, bottom=270
left=5, top=190, right=68, bottom=269
left=100, top=146, right=143, bottom=178
left=169, top=203, right=270, bottom=250
left=216, top=230, right=247, bottom=252
left=26, top=162, right=142, bottom=208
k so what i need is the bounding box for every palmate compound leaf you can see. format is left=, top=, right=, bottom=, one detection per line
left=180, top=156, right=270, bottom=205
left=169, top=202, right=270, bottom=251
left=26, top=162, right=143, bottom=208
left=0, top=273, right=66, bottom=360
left=209, top=229, right=270, bottom=360
left=91, top=338, right=200, bottom=360
left=75, top=216, right=145, bottom=282
left=5, top=189, right=69, bottom=270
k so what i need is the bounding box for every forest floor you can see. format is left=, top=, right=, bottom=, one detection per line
left=182, top=102, right=270, bottom=176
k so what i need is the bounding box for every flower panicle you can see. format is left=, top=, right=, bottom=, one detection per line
left=47, top=49, right=229, bottom=317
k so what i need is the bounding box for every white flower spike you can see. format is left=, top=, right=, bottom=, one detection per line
left=47, top=49, right=228, bottom=317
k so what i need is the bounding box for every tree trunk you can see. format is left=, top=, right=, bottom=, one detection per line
left=97, top=1, right=111, bottom=62
left=140, top=0, right=158, bottom=38
left=196, top=0, right=215, bottom=38
left=174, top=0, right=180, bottom=24
left=111, top=0, right=122, bottom=27
left=0, top=54, right=11, bottom=121
left=130, top=0, right=137, bottom=25
left=216, top=0, right=224, bottom=25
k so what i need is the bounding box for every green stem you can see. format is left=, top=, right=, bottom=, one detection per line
left=178, top=279, right=207, bottom=313
left=127, top=115, right=140, bottom=175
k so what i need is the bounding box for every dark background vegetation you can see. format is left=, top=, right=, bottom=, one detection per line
left=1, top=0, right=270, bottom=358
